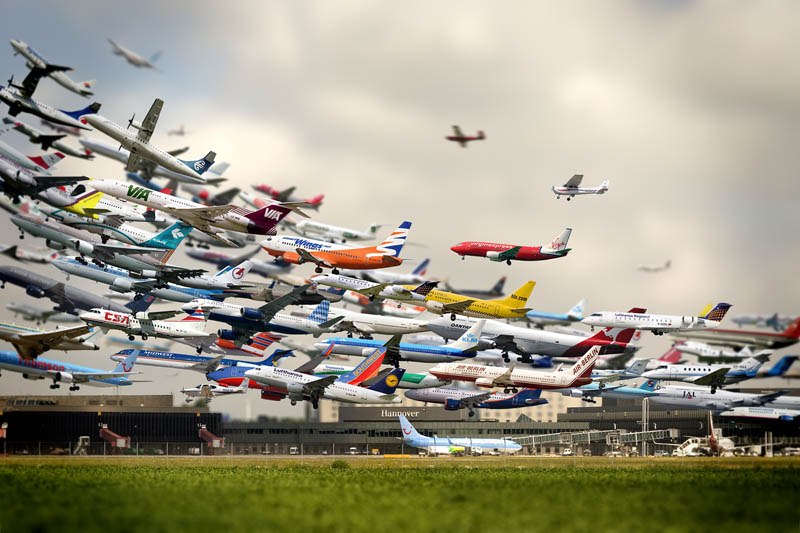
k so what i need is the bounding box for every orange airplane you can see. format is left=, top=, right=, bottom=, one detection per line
left=260, top=221, right=411, bottom=274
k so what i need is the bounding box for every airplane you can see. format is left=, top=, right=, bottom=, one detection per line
left=5, top=303, right=79, bottom=324
left=109, top=346, right=293, bottom=373
left=0, top=152, right=87, bottom=202
left=90, top=179, right=299, bottom=246
left=341, top=292, right=427, bottom=318
left=412, top=280, right=535, bottom=321
left=426, top=314, right=640, bottom=360
left=450, top=228, right=572, bottom=265
left=34, top=183, right=167, bottom=223
left=0, top=65, right=100, bottom=129
left=640, top=382, right=800, bottom=411
left=310, top=273, right=437, bottom=303
left=340, top=258, right=431, bottom=285
left=38, top=119, right=82, bottom=137
left=0, top=320, right=98, bottom=360
left=168, top=124, right=188, bottom=136
left=0, top=138, right=66, bottom=173
left=582, top=303, right=732, bottom=336
left=3, top=118, right=93, bottom=159
left=428, top=346, right=599, bottom=392
left=245, top=352, right=406, bottom=408
left=731, top=313, right=798, bottom=331
left=404, top=387, right=547, bottom=417
left=590, top=359, right=649, bottom=382
left=78, top=138, right=228, bottom=185
left=719, top=406, right=800, bottom=422
left=674, top=341, right=767, bottom=362
left=670, top=317, right=800, bottom=350
left=314, top=320, right=487, bottom=366
left=184, top=246, right=293, bottom=279
left=0, top=265, right=154, bottom=315
left=80, top=307, right=215, bottom=344
left=399, top=415, right=521, bottom=456
left=293, top=303, right=429, bottom=337
left=637, top=260, right=671, bottom=273
left=9, top=39, right=95, bottom=97
left=0, top=349, right=140, bottom=390
left=181, top=378, right=250, bottom=403
left=526, top=298, right=586, bottom=328
left=556, top=378, right=660, bottom=404
left=442, top=276, right=506, bottom=300
left=641, top=352, right=774, bottom=392
left=108, top=39, right=161, bottom=69
left=260, top=221, right=411, bottom=274
left=251, top=184, right=324, bottom=209
left=552, top=174, right=609, bottom=200
left=0, top=244, right=58, bottom=264
left=314, top=363, right=448, bottom=390
left=283, top=218, right=382, bottom=244
left=445, top=125, right=485, bottom=148
left=80, top=99, right=216, bottom=182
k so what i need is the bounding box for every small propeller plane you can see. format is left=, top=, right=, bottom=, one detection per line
left=552, top=174, right=609, bottom=200
left=445, top=125, right=485, bottom=147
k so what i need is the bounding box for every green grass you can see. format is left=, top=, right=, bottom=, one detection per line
left=0, top=457, right=798, bottom=532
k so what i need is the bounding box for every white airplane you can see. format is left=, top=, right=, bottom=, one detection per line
left=720, top=406, right=800, bottom=422
left=285, top=217, right=382, bottom=244
left=0, top=152, right=83, bottom=202
left=35, top=184, right=167, bottom=223
left=80, top=308, right=215, bottom=343
left=428, top=346, right=600, bottom=392
left=10, top=39, right=95, bottom=97
left=637, top=260, right=671, bottom=273
left=339, top=258, right=432, bottom=285
left=293, top=304, right=429, bottom=337
left=0, top=66, right=99, bottom=129
left=641, top=352, right=773, bottom=392
left=90, top=179, right=301, bottom=246
left=81, top=99, right=215, bottom=182
left=168, top=124, right=188, bottom=136
left=181, top=379, right=250, bottom=403
left=674, top=341, right=756, bottom=361
left=582, top=303, right=732, bottom=336
left=0, top=138, right=65, bottom=173
left=0, top=244, right=58, bottom=264
left=108, top=39, right=161, bottom=69
left=0, top=320, right=98, bottom=359
left=3, top=118, right=93, bottom=159
left=6, top=303, right=80, bottom=324
left=552, top=174, right=609, bottom=200
left=641, top=383, right=799, bottom=411
left=310, top=273, right=436, bottom=303
left=168, top=260, right=258, bottom=291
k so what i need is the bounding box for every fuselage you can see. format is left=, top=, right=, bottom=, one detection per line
left=314, top=337, right=477, bottom=364
left=80, top=309, right=210, bottom=340
left=0, top=350, right=130, bottom=387
left=583, top=311, right=720, bottom=333
left=0, top=86, right=92, bottom=129
left=450, top=242, right=567, bottom=261
left=10, top=40, right=93, bottom=97
left=405, top=387, right=548, bottom=409
left=261, top=235, right=402, bottom=270
left=428, top=362, right=593, bottom=390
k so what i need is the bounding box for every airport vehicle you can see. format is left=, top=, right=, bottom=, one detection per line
left=428, top=346, right=599, bottom=392
left=108, top=39, right=161, bottom=69
left=91, top=179, right=296, bottom=246
left=181, top=378, right=250, bottom=403
left=0, top=265, right=151, bottom=315
left=0, top=349, right=139, bottom=389
left=442, top=276, right=506, bottom=299
left=0, top=244, right=58, bottom=264
left=404, top=387, right=547, bottom=417
left=340, top=258, right=431, bottom=285
left=445, top=125, right=485, bottom=147
left=260, top=221, right=411, bottom=273
left=10, top=39, right=95, bottom=96
left=293, top=304, right=429, bottom=337
left=311, top=273, right=436, bottom=303
left=0, top=65, right=99, bottom=128
left=450, top=228, right=572, bottom=264
left=641, top=352, right=774, bottom=390
left=526, top=298, right=586, bottom=327
left=670, top=317, right=800, bottom=349
left=637, top=260, right=671, bottom=273
left=414, top=280, right=535, bottom=321
left=284, top=218, right=382, bottom=243
left=399, top=415, right=521, bottom=456
left=80, top=307, right=214, bottom=343
left=81, top=99, right=215, bottom=182
left=582, top=303, right=732, bottom=335
left=3, top=118, right=93, bottom=159
left=251, top=184, right=324, bottom=208
left=0, top=321, right=97, bottom=359
left=184, top=247, right=293, bottom=279
left=315, top=320, right=486, bottom=366
left=552, top=174, right=609, bottom=200
left=5, top=303, right=79, bottom=324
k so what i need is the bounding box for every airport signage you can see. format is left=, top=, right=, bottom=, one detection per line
left=339, top=406, right=466, bottom=422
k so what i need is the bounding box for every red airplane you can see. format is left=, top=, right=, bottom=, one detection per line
left=451, top=228, right=572, bottom=265
left=253, top=185, right=324, bottom=209
left=445, top=125, right=485, bottom=147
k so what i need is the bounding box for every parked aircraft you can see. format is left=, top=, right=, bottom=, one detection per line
left=4, top=118, right=93, bottom=159
left=5, top=303, right=79, bottom=324
left=399, top=416, right=521, bottom=456
left=9, top=39, right=95, bottom=97
left=552, top=174, right=609, bottom=200
left=637, top=260, right=671, bottom=273
left=108, top=39, right=161, bottom=69
left=445, top=125, right=485, bottom=147
left=80, top=307, right=214, bottom=344
left=405, top=388, right=547, bottom=417
left=670, top=317, right=800, bottom=349
left=0, top=320, right=97, bottom=359
left=526, top=298, right=586, bottom=328
left=251, top=184, right=324, bottom=209
left=450, top=228, right=572, bottom=265
left=260, top=221, right=411, bottom=273
left=642, top=383, right=799, bottom=411
left=442, top=276, right=505, bottom=300
left=181, top=378, right=250, bottom=403
left=284, top=218, right=382, bottom=244
left=582, top=303, right=732, bottom=335
left=0, top=349, right=139, bottom=389
left=81, top=99, right=215, bottom=182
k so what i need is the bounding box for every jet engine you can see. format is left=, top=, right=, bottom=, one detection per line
left=485, top=251, right=501, bottom=260
left=45, top=239, right=66, bottom=251
left=217, top=329, right=237, bottom=341
left=444, top=398, right=461, bottom=411
left=52, top=371, right=74, bottom=383
left=25, top=284, right=45, bottom=298
left=475, top=378, right=495, bottom=388
left=72, top=240, right=94, bottom=256
left=110, top=278, right=134, bottom=293
left=22, top=373, right=44, bottom=380
left=426, top=301, right=445, bottom=314
left=240, top=307, right=264, bottom=320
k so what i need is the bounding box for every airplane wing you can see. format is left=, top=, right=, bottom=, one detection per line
left=17, top=325, right=92, bottom=344
left=692, top=368, right=730, bottom=389
left=441, top=299, right=475, bottom=314
left=353, top=283, right=391, bottom=299
left=58, top=370, right=138, bottom=382
left=143, top=310, right=182, bottom=321
left=17, top=66, right=68, bottom=99
left=167, top=146, right=190, bottom=157
left=43, top=283, right=79, bottom=315
left=277, top=187, right=296, bottom=201
left=189, top=355, right=226, bottom=373
left=302, top=375, right=338, bottom=398
left=136, top=98, right=162, bottom=143
left=256, top=284, right=313, bottom=324
left=125, top=152, right=146, bottom=173
left=296, top=248, right=333, bottom=269
left=32, top=175, right=89, bottom=189
left=491, top=334, right=526, bottom=356
left=162, top=205, right=236, bottom=221
left=458, top=392, right=493, bottom=408
left=71, top=241, right=166, bottom=262
left=563, top=174, right=584, bottom=188
left=751, top=390, right=791, bottom=406
left=492, top=367, right=515, bottom=387
left=495, top=247, right=522, bottom=261
left=451, top=125, right=464, bottom=137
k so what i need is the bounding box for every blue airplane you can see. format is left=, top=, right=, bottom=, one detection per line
left=763, top=355, right=798, bottom=377
left=404, top=387, right=548, bottom=417
left=526, top=298, right=586, bottom=327
left=110, top=348, right=295, bottom=374
left=0, top=349, right=140, bottom=390
left=557, top=379, right=660, bottom=404
left=399, top=415, right=522, bottom=455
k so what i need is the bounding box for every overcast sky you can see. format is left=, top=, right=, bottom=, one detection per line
left=0, top=1, right=798, bottom=419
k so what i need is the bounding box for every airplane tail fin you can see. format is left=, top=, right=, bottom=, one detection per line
left=258, top=348, right=294, bottom=367
left=411, top=258, right=430, bottom=277
left=27, top=152, right=65, bottom=170
left=207, top=162, right=229, bottom=177
left=490, top=276, right=507, bottom=295
left=179, top=151, right=216, bottom=176
left=243, top=204, right=292, bottom=233
left=477, top=131, right=486, bottom=139
left=411, top=280, right=438, bottom=297
left=236, top=377, right=251, bottom=391
left=489, top=281, right=535, bottom=310
left=542, top=227, right=572, bottom=254
left=150, top=51, right=163, bottom=63
left=214, top=260, right=254, bottom=285
left=571, top=346, right=599, bottom=378
left=599, top=179, right=610, bottom=192
left=398, top=415, right=422, bottom=439
left=179, top=308, right=208, bottom=328
left=308, top=300, right=330, bottom=324
left=781, top=318, right=800, bottom=339
left=449, top=319, right=485, bottom=352
left=566, top=298, right=586, bottom=319
left=765, top=355, right=798, bottom=377
left=111, top=349, right=139, bottom=374
left=366, top=368, right=405, bottom=394
left=658, top=345, right=683, bottom=364
left=140, top=221, right=193, bottom=249
left=638, top=379, right=659, bottom=392
left=625, top=359, right=648, bottom=376
left=124, top=294, right=155, bottom=314
left=339, top=346, right=386, bottom=385
left=369, top=221, right=412, bottom=257
left=308, top=194, right=324, bottom=207
left=60, top=102, right=101, bottom=121
left=704, top=303, right=732, bottom=322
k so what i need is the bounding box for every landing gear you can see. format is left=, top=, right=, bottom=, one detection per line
left=69, top=385, right=80, bottom=391
left=506, top=260, right=511, bottom=265
left=133, top=293, right=143, bottom=301
left=461, top=256, right=465, bottom=261
left=91, top=259, right=105, bottom=268
left=567, top=197, right=571, bottom=201
left=331, top=268, right=339, bottom=275
left=450, top=313, right=457, bottom=321
left=502, top=351, right=510, bottom=363
left=245, top=337, right=254, bottom=345
left=311, top=399, right=319, bottom=409
left=141, top=334, right=148, bottom=340
left=315, top=267, right=323, bottom=273
left=128, top=335, right=135, bottom=341
left=468, top=410, right=475, bottom=418
left=50, top=383, right=60, bottom=389
left=347, top=331, right=353, bottom=338
left=556, top=195, right=561, bottom=200
left=18, top=231, right=24, bottom=240
left=196, top=346, right=203, bottom=354
left=290, top=400, right=297, bottom=406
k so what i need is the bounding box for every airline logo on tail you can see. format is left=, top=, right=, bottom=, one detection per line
left=368, top=221, right=411, bottom=257
left=705, top=303, right=732, bottom=322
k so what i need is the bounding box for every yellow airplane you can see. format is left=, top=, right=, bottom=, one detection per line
left=39, top=184, right=158, bottom=221
left=405, top=281, right=536, bottom=320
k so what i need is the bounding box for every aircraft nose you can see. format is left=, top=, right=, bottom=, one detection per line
left=450, top=243, right=464, bottom=253
left=391, top=396, right=402, bottom=403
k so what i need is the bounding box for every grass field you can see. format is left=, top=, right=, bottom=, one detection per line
left=1, top=457, right=798, bottom=532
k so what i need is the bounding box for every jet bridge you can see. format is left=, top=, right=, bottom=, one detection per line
left=513, top=428, right=679, bottom=447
